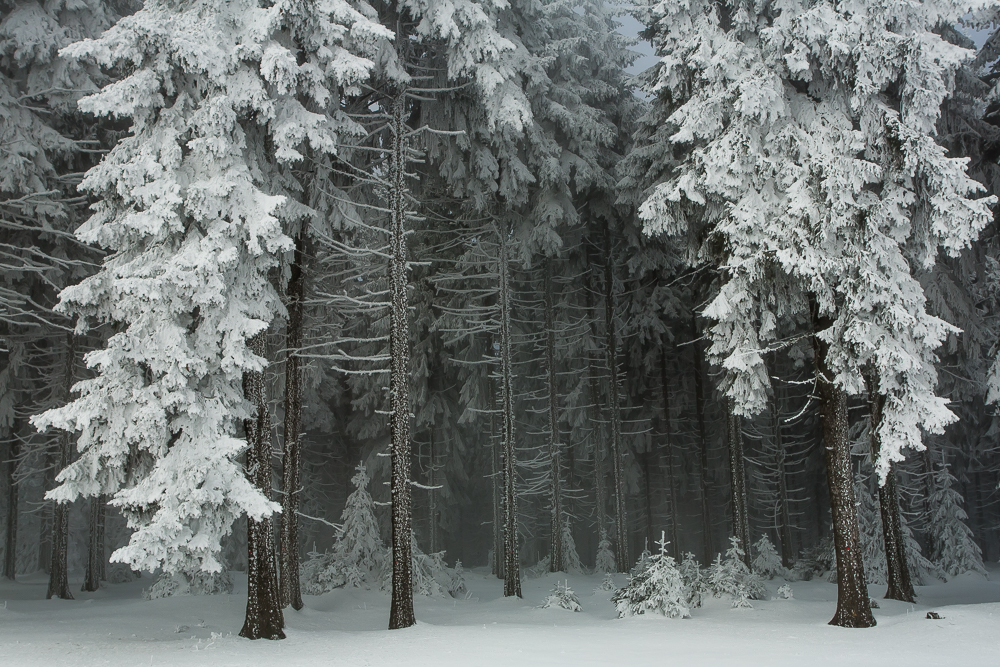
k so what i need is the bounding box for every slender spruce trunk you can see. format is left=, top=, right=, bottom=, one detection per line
left=387, top=86, right=416, bottom=628
left=659, top=345, right=679, bottom=559
left=47, top=334, right=74, bottom=601
left=428, top=426, right=437, bottom=554
left=601, top=225, right=628, bottom=571
left=82, top=494, right=105, bottom=592
left=772, top=385, right=794, bottom=569
left=727, top=399, right=751, bottom=565
left=865, top=372, right=915, bottom=603
left=691, top=317, right=714, bottom=562
left=489, top=376, right=504, bottom=579
left=4, top=418, right=20, bottom=580
left=584, top=279, right=609, bottom=562
left=812, top=309, right=875, bottom=628
left=498, top=226, right=521, bottom=597
left=544, top=263, right=563, bottom=572
left=240, top=332, right=285, bottom=640
left=280, top=226, right=308, bottom=611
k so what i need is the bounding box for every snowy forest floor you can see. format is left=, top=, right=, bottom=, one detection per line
left=1, top=565, right=998, bottom=667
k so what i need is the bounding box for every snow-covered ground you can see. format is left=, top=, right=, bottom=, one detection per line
left=2, top=566, right=997, bottom=666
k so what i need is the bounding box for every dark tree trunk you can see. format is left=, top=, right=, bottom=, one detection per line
left=48, top=335, right=74, bottom=601
left=727, top=400, right=751, bottom=565
left=659, top=345, right=679, bottom=559
left=772, top=387, right=794, bottom=569
left=489, top=377, right=504, bottom=580
left=866, top=374, right=915, bottom=603
left=498, top=227, right=521, bottom=598
left=584, top=280, right=608, bottom=562
left=240, top=332, right=285, bottom=640
left=812, top=311, right=875, bottom=628
left=544, top=263, right=563, bottom=572
left=4, top=419, right=20, bottom=580
left=601, top=224, right=628, bottom=572
left=280, top=226, right=308, bottom=612
left=691, top=318, right=714, bottom=562
left=387, top=88, right=416, bottom=628
left=82, top=494, right=105, bottom=592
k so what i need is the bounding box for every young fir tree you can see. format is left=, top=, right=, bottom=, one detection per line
left=855, top=468, right=888, bottom=587
left=707, top=537, right=766, bottom=608
left=926, top=457, right=987, bottom=578
left=751, top=534, right=784, bottom=580
left=637, top=0, right=994, bottom=627
left=612, top=532, right=688, bottom=618
left=32, top=0, right=387, bottom=639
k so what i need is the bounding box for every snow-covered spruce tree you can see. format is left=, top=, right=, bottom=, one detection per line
left=926, top=457, right=987, bottom=578
left=751, top=534, right=784, bottom=580
left=855, top=467, right=887, bottom=587
left=707, top=537, right=766, bottom=608
left=560, top=517, right=583, bottom=574
left=540, top=579, right=582, bottom=611
left=31, top=0, right=387, bottom=639
left=638, top=0, right=994, bottom=627
left=595, top=527, right=616, bottom=574
left=678, top=552, right=708, bottom=608
left=612, top=533, right=688, bottom=618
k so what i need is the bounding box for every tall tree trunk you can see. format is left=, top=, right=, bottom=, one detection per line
left=866, top=372, right=915, bottom=603
left=428, top=425, right=437, bottom=555
left=812, top=310, right=875, bottom=628
left=240, top=332, right=285, bottom=640
left=691, top=317, right=714, bottom=562
left=280, top=226, right=308, bottom=612
left=489, top=376, right=504, bottom=579
left=82, top=494, right=105, bottom=592
left=3, top=418, right=20, bottom=580
left=544, top=263, right=563, bottom=572
left=601, top=224, right=628, bottom=572
left=727, top=399, right=751, bottom=565
left=659, top=345, right=679, bottom=559
left=771, top=386, right=794, bottom=569
left=387, top=87, right=416, bottom=628
left=584, top=281, right=608, bottom=562
left=47, top=334, right=74, bottom=601
left=498, top=226, right=521, bottom=597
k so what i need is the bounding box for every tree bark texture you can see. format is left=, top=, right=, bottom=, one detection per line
left=692, top=319, right=714, bottom=562
left=4, top=419, right=20, bottom=580
left=47, top=335, right=74, bottom=601
left=280, top=226, right=308, bottom=612
left=82, top=494, right=105, bottom=592
left=601, top=225, right=628, bottom=572
left=771, top=390, right=795, bottom=569
left=240, top=332, right=285, bottom=640
left=387, top=88, right=416, bottom=628
left=498, top=227, right=521, bottom=597
left=727, top=400, right=751, bottom=565
left=544, top=264, right=563, bottom=572
left=866, top=376, right=915, bottom=603
left=659, top=346, right=679, bottom=559
left=813, top=317, right=876, bottom=628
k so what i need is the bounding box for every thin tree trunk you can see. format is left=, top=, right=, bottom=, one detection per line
left=489, top=375, right=503, bottom=579
left=4, top=419, right=20, bottom=580
left=544, top=263, right=562, bottom=572
left=659, top=345, right=679, bottom=559
left=387, top=86, right=416, bottom=629
left=82, top=494, right=104, bottom=592
left=498, top=225, right=521, bottom=597
left=428, top=426, right=437, bottom=555
left=47, top=334, right=74, bottom=601
left=812, top=310, right=875, bottom=628
left=584, top=281, right=608, bottom=561
left=601, top=225, right=628, bottom=572
left=866, top=373, right=915, bottom=603
left=727, top=399, right=751, bottom=565
left=280, top=226, right=308, bottom=612
left=240, top=332, right=285, bottom=640
left=772, top=387, right=794, bottom=569
left=691, top=317, right=714, bottom=562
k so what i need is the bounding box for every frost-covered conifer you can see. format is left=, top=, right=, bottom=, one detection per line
left=540, top=579, right=582, bottom=612
left=450, top=560, right=467, bottom=597
left=901, top=511, right=942, bottom=585
left=612, top=533, right=688, bottom=619
left=751, top=535, right=784, bottom=580
left=595, top=528, right=616, bottom=574
left=927, top=459, right=988, bottom=578
left=708, top=537, right=766, bottom=608
left=678, top=552, right=708, bottom=609
left=638, top=0, right=994, bottom=627
left=560, top=518, right=583, bottom=574
left=855, top=470, right=887, bottom=587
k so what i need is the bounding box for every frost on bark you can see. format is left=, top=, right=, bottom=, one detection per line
left=601, top=227, right=628, bottom=572
left=82, top=494, right=105, bottom=592
left=280, top=227, right=308, bottom=611
left=813, top=317, right=875, bottom=628
left=866, top=373, right=915, bottom=603
left=47, top=336, right=74, bottom=601
left=771, top=384, right=794, bottom=569
left=240, top=332, right=285, bottom=641
left=489, top=376, right=504, bottom=580
left=387, top=89, right=416, bottom=628
left=497, top=227, right=521, bottom=598
left=3, top=417, right=21, bottom=581
left=544, top=264, right=563, bottom=572
left=727, top=399, right=751, bottom=567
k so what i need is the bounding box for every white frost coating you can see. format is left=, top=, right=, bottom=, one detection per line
left=638, top=0, right=996, bottom=482
left=31, top=0, right=386, bottom=577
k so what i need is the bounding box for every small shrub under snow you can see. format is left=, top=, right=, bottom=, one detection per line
left=539, top=580, right=582, bottom=612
